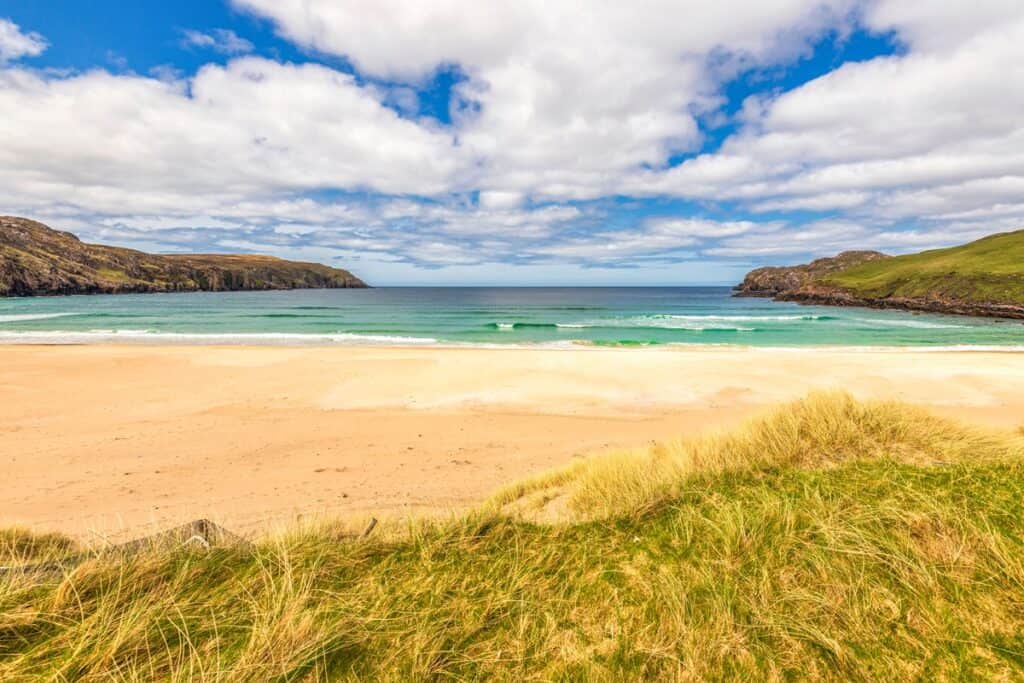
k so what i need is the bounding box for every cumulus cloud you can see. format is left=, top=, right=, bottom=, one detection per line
left=862, top=0, right=1022, bottom=51
left=624, top=2, right=1024, bottom=246
left=0, top=18, right=46, bottom=62
left=181, top=28, right=254, bottom=55
left=0, top=57, right=461, bottom=215
left=234, top=0, right=862, bottom=200
left=2, top=2, right=1024, bottom=279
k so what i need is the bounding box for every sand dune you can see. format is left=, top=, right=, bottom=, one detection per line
left=2, top=344, right=1023, bottom=540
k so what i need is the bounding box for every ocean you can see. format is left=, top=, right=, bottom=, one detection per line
left=0, top=287, right=1022, bottom=348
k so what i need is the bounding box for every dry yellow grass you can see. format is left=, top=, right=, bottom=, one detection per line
left=2, top=393, right=1024, bottom=680
left=490, top=392, right=1023, bottom=521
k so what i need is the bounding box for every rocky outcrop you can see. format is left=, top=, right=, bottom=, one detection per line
left=0, top=216, right=367, bottom=296
left=777, top=286, right=1024, bottom=320
left=734, top=251, right=889, bottom=297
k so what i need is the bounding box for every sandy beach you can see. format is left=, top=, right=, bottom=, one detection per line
left=3, top=344, right=1024, bottom=540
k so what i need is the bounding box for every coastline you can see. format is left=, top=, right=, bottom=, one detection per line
left=3, top=343, right=1024, bottom=541
left=2, top=331, right=1024, bottom=352
left=776, top=290, right=1024, bottom=320
left=735, top=288, right=1024, bottom=320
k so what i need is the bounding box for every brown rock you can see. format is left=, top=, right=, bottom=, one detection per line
left=733, top=251, right=889, bottom=297
left=0, top=216, right=367, bottom=296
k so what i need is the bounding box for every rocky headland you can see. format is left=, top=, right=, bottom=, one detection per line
left=0, top=216, right=367, bottom=296
left=734, top=251, right=889, bottom=298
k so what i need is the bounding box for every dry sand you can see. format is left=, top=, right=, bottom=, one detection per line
left=3, top=344, right=1024, bottom=540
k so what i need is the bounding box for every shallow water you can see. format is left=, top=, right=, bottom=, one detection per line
left=0, top=287, right=1022, bottom=348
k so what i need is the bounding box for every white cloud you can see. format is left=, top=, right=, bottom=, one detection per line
left=0, top=58, right=461, bottom=216
left=17, top=195, right=598, bottom=270
left=645, top=218, right=761, bottom=239
left=3, top=1, right=1024, bottom=279
left=623, top=3, right=1024, bottom=243
left=863, top=0, right=1023, bottom=52
left=181, top=29, right=254, bottom=55
left=704, top=219, right=997, bottom=258
left=478, top=191, right=523, bottom=210
left=234, top=0, right=862, bottom=200
left=752, top=192, right=872, bottom=212
left=422, top=204, right=581, bottom=238
left=530, top=218, right=765, bottom=261
left=0, top=18, right=46, bottom=62
left=379, top=85, right=419, bottom=116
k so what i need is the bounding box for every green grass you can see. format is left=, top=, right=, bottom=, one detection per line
left=821, top=230, right=1024, bottom=305
left=3, top=394, right=1024, bottom=680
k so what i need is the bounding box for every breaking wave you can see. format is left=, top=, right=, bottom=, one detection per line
left=0, top=312, right=77, bottom=323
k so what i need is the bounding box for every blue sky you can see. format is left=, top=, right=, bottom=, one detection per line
left=1, top=1, right=1021, bottom=285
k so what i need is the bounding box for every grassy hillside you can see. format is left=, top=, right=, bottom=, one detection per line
left=822, top=231, right=1024, bottom=305
left=3, top=394, right=1024, bottom=680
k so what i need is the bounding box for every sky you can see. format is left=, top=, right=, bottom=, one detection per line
left=0, top=1, right=1022, bottom=286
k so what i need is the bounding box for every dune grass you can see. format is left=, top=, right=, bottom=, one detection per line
left=3, top=393, right=1024, bottom=680
left=488, top=392, right=1021, bottom=521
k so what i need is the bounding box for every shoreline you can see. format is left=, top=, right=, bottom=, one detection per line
left=2, top=334, right=1024, bottom=353
left=3, top=343, right=1024, bottom=541
left=776, top=290, right=1024, bottom=320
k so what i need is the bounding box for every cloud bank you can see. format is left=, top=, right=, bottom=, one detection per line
left=0, top=1, right=1022, bottom=283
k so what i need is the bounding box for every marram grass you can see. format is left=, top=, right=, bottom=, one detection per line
left=488, top=391, right=1022, bottom=521
left=3, top=393, right=1024, bottom=681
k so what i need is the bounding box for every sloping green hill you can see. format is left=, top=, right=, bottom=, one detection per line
left=736, top=230, right=1024, bottom=318
left=822, top=231, right=1024, bottom=306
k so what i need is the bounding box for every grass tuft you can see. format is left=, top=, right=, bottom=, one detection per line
left=0, top=528, right=79, bottom=564
left=491, top=391, right=1021, bottom=521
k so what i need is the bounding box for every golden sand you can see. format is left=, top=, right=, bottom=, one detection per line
left=3, top=344, right=1023, bottom=539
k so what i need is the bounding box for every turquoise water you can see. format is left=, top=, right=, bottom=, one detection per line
left=0, top=287, right=1022, bottom=348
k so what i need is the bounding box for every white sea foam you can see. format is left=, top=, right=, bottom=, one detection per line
left=556, top=318, right=758, bottom=331
left=645, top=314, right=830, bottom=322
left=0, top=330, right=439, bottom=345
left=0, top=312, right=76, bottom=323
left=330, top=333, right=439, bottom=344
left=850, top=317, right=970, bottom=330
left=547, top=313, right=837, bottom=331
left=0, top=329, right=1020, bottom=352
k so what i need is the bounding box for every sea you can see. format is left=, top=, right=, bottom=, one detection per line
left=0, top=287, right=1022, bottom=349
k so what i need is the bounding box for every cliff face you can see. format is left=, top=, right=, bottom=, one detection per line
left=734, top=231, right=1024, bottom=319
left=734, top=251, right=889, bottom=297
left=0, top=216, right=367, bottom=296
